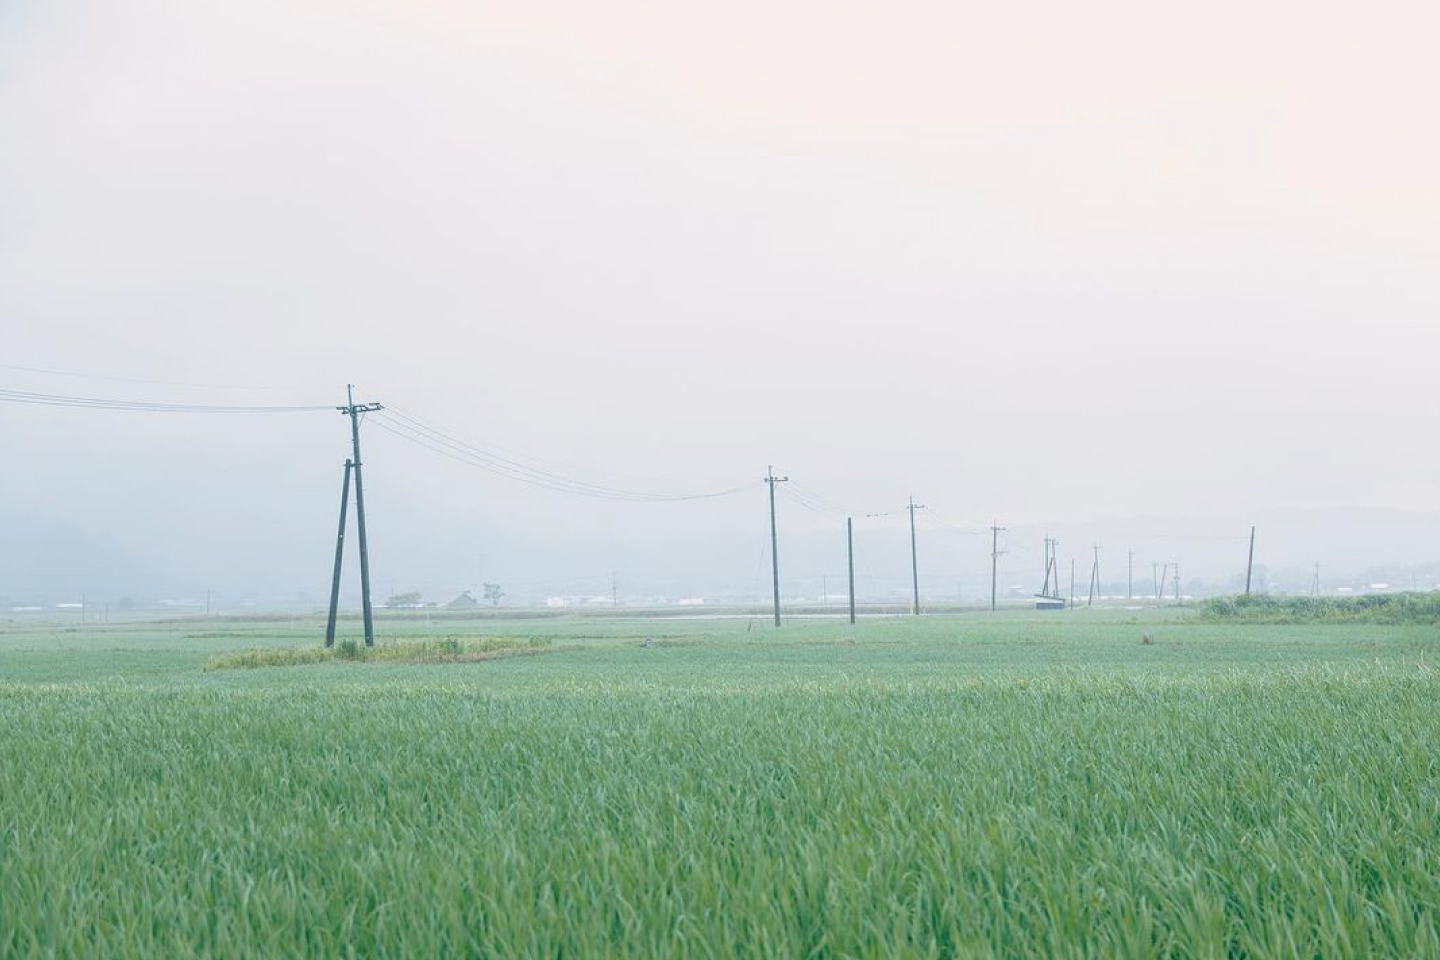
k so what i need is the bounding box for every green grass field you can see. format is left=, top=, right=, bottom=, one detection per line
left=2, top=609, right=1439, bottom=958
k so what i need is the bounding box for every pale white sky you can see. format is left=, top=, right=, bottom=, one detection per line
left=1, top=0, right=1437, bottom=601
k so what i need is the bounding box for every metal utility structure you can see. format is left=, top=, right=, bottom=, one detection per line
left=1245, top=525, right=1257, bottom=594
left=1035, top=535, right=1064, bottom=609
left=326, top=386, right=383, bottom=647
left=1311, top=563, right=1320, bottom=597
left=990, top=522, right=1006, bottom=611
left=1087, top=545, right=1101, bottom=607
left=764, top=466, right=788, bottom=627
left=1173, top=563, right=1181, bottom=601
left=846, top=517, right=856, bottom=625
left=907, top=497, right=924, bottom=615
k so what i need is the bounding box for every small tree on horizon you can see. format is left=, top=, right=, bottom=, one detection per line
left=483, top=583, right=505, bottom=607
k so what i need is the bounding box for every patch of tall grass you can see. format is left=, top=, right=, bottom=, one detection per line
left=1198, top=591, right=1440, bottom=624
left=204, top=635, right=549, bottom=670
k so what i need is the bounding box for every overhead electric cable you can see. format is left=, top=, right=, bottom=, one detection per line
left=0, top=361, right=330, bottom=392
left=0, top=387, right=332, bottom=413
left=378, top=408, right=748, bottom=498
left=368, top=413, right=748, bottom=502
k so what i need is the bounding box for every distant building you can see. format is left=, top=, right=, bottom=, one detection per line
left=447, top=590, right=479, bottom=609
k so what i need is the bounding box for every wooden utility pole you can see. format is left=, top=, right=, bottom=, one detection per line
left=908, top=497, right=924, bottom=615
left=339, top=386, right=383, bottom=646
left=1245, top=525, right=1256, bottom=594
left=990, top=522, right=1006, bottom=611
left=1312, top=563, right=1320, bottom=597
left=1174, top=563, right=1181, bottom=601
left=1069, top=558, right=1075, bottom=608
left=1153, top=561, right=1163, bottom=601
left=1127, top=550, right=1133, bottom=601
left=847, top=517, right=856, bottom=625
left=325, top=458, right=353, bottom=647
left=765, top=466, right=788, bottom=627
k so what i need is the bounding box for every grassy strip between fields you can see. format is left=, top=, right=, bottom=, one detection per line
left=1197, top=591, right=1440, bottom=624
left=205, top=636, right=551, bottom=670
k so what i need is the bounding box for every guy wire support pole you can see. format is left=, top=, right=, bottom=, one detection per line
left=847, top=517, right=856, bottom=625
left=908, top=496, right=924, bottom=615
left=340, top=385, right=384, bottom=646
left=1245, top=525, right=1256, bottom=595
left=765, top=466, right=788, bottom=627
left=1088, top=544, right=1100, bottom=608
left=325, top=458, right=353, bottom=647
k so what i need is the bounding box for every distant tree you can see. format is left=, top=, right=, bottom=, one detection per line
left=385, top=591, right=423, bottom=608
left=483, top=583, right=505, bottom=607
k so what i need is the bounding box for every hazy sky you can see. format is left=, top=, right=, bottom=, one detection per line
left=2, top=0, right=1437, bottom=602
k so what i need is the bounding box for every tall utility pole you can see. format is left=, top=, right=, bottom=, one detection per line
left=990, top=522, right=1006, bottom=611
left=1245, top=525, right=1257, bottom=594
left=1153, top=561, right=1162, bottom=601
left=1173, top=563, right=1181, bottom=601
left=612, top=572, right=618, bottom=610
left=1127, top=551, right=1134, bottom=601
left=1041, top=536, right=1060, bottom=598
left=1069, top=558, right=1076, bottom=608
left=1087, top=545, right=1101, bottom=607
left=325, top=458, right=353, bottom=647
left=338, top=386, right=383, bottom=646
left=847, top=517, right=856, bottom=625
left=908, top=497, right=925, bottom=615
left=765, top=466, right=788, bottom=627
left=1311, top=563, right=1320, bottom=597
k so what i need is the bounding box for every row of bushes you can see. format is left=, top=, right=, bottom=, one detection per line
left=1196, top=592, right=1440, bottom=624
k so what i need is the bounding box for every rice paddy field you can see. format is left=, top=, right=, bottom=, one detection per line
left=2, top=608, right=1439, bottom=958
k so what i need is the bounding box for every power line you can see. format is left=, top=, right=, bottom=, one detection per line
left=369, top=412, right=748, bottom=502
left=0, top=386, right=331, bottom=413
left=378, top=408, right=748, bottom=501
left=781, top=487, right=838, bottom=520
left=789, top=489, right=852, bottom=518
left=0, top=361, right=329, bottom=392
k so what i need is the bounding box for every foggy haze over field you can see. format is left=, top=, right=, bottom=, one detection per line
left=1, top=0, right=1437, bottom=606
